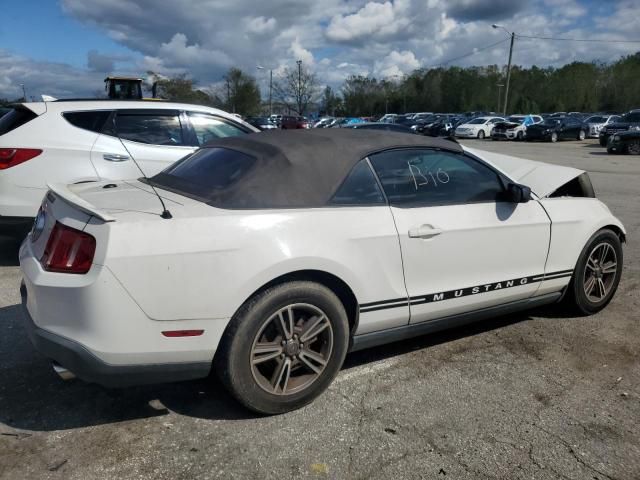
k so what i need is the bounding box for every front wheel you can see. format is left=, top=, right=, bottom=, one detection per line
left=215, top=281, right=349, bottom=414
left=565, top=229, right=623, bottom=315
left=578, top=130, right=586, bottom=141
left=477, top=130, right=485, bottom=139
left=517, top=131, right=524, bottom=141
left=550, top=132, right=558, bottom=143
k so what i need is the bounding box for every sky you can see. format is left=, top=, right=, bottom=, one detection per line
left=0, top=0, right=638, bottom=100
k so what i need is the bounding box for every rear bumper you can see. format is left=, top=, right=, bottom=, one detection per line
left=20, top=282, right=211, bottom=388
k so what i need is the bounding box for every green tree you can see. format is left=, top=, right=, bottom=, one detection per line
left=223, top=67, right=261, bottom=116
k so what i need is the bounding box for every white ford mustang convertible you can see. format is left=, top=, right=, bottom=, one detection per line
left=19, top=129, right=625, bottom=414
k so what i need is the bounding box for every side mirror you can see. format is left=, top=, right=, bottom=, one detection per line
left=507, top=183, right=531, bottom=203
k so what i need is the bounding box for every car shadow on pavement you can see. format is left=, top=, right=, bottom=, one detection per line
left=0, top=236, right=20, bottom=267
left=0, top=300, right=580, bottom=431
left=0, top=303, right=255, bottom=433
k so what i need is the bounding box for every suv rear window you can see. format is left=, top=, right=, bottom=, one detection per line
left=0, top=108, right=38, bottom=136
left=149, top=147, right=256, bottom=201
left=64, top=111, right=112, bottom=133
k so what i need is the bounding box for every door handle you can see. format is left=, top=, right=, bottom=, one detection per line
left=408, top=224, right=443, bottom=239
left=103, top=153, right=130, bottom=162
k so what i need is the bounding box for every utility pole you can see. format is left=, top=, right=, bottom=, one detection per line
left=492, top=24, right=515, bottom=116
left=257, top=65, right=274, bottom=115
left=269, top=69, right=273, bottom=116
left=497, top=83, right=504, bottom=113
left=503, top=32, right=515, bottom=116
left=296, top=59, right=302, bottom=115
left=19, top=83, right=27, bottom=101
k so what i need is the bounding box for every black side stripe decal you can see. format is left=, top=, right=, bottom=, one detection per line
left=359, top=269, right=573, bottom=313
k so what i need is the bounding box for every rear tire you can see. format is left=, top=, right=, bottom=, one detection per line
left=215, top=281, right=349, bottom=414
left=627, top=140, right=640, bottom=155
left=565, top=229, right=622, bottom=315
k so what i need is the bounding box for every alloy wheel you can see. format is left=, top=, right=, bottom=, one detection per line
left=583, top=242, right=618, bottom=303
left=250, top=303, right=333, bottom=395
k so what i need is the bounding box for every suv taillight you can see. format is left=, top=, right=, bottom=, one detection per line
left=40, top=222, right=96, bottom=274
left=0, top=148, right=42, bottom=169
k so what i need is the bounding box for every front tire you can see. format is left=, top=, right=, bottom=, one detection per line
left=578, top=130, right=586, bottom=141
left=517, top=131, right=524, bottom=141
left=215, top=281, right=349, bottom=414
left=550, top=132, right=558, bottom=143
left=477, top=130, right=485, bottom=140
left=565, top=229, right=622, bottom=315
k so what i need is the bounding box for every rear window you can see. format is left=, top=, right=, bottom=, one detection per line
left=63, top=111, right=112, bottom=133
left=149, top=147, right=256, bottom=201
left=0, top=108, right=38, bottom=136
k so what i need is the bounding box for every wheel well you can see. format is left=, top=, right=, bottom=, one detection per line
left=602, top=224, right=626, bottom=243
left=247, top=270, right=359, bottom=333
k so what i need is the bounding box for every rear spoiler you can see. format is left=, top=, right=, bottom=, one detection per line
left=47, top=183, right=116, bottom=222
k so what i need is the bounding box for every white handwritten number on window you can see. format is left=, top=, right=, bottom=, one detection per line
left=408, top=162, right=450, bottom=190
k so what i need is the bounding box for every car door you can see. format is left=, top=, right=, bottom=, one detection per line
left=90, top=109, right=196, bottom=180
left=368, top=148, right=551, bottom=324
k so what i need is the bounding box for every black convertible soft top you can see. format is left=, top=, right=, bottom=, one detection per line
left=152, top=128, right=463, bottom=209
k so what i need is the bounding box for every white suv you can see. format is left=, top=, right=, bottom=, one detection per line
left=0, top=100, right=257, bottom=235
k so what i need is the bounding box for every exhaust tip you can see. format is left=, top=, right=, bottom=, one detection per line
left=52, top=362, right=76, bottom=381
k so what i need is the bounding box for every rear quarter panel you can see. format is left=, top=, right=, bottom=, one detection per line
left=89, top=206, right=408, bottom=333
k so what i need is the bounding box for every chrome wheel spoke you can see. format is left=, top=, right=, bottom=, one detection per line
left=270, top=357, right=292, bottom=393
left=597, top=278, right=607, bottom=298
left=252, top=342, right=283, bottom=365
left=300, top=315, right=330, bottom=343
left=586, top=257, right=598, bottom=271
left=298, top=347, right=328, bottom=374
left=277, top=307, right=295, bottom=340
left=584, top=276, right=597, bottom=297
left=602, top=261, right=617, bottom=274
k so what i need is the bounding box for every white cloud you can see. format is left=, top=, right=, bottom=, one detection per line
left=374, top=50, right=420, bottom=78
left=0, top=0, right=636, bottom=99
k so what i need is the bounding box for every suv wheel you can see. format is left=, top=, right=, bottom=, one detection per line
left=566, top=229, right=622, bottom=315
left=477, top=130, right=485, bottom=139
left=578, top=130, right=586, bottom=141
left=215, top=281, right=349, bottom=414
left=550, top=132, right=558, bottom=143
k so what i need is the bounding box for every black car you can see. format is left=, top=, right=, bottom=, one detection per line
left=526, top=117, right=586, bottom=142
left=606, top=129, right=640, bottom=154
left=599, top=110, right=640, bottom=146
left=345, top=122, right=415, bottom=134
left=246, top=116, right=278, bottom=131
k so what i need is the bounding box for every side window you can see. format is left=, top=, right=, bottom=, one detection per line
left=64, top=111, right=112, bottom=133
left=330, top=160, right=385, bottom=205
left=369, top=149, right=505, bottom=207
left=114, top=111, right=184, bottom=146
left=188, top=113, right=248, bottom=146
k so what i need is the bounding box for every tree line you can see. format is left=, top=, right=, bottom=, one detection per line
left=2, top=53, right=638, bottom=116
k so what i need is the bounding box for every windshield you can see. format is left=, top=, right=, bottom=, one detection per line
left=466, top=118, right=487, bottom=125
left=506, top=116, right=524, bottom=123
left=542, top=119, right=561, bottom=127
left=585, top=116, right=605, bottom=123
left=623, top=113, right=640, bottom=122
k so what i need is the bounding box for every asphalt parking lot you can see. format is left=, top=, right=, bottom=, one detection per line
left=1, top=139, right=638, bottom=480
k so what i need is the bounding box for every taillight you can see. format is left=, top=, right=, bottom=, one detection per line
left=40, top=222, right=96, bottom=274
left=0, top=148, right=43, bottom=169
